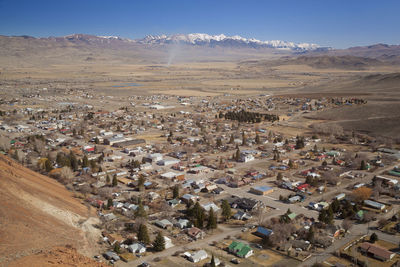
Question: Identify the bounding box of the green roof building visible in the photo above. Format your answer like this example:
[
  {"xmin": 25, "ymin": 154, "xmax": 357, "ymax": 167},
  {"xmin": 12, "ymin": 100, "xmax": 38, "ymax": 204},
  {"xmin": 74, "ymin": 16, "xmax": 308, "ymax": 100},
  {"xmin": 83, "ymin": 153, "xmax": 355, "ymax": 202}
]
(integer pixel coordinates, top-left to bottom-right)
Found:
[{"xmin": 228, "ymin": 241, "xmax": 254, "ymax": 258}]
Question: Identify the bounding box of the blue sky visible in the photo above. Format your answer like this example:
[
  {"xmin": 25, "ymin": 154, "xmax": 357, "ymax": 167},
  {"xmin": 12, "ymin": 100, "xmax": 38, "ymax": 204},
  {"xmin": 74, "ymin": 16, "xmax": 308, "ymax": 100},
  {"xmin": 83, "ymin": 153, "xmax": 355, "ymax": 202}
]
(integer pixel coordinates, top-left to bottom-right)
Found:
[{"xmin": 0, "ymin": 0, "xmax": 399, "ymax": 48}]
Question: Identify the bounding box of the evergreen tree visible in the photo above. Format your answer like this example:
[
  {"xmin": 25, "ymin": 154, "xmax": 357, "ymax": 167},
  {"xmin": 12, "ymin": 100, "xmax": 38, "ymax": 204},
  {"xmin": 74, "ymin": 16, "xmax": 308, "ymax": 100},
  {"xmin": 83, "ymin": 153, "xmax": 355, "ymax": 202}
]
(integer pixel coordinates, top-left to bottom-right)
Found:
[
  {"xmin": 135, "ymin": 202, "xmax": 147, "ymax": 218},
  {"xmin": 255, "ymin": 134, "xmax": 261, "ymax": 144},
  {"xmin": 221, "ymin": 200, "xmax": 232, "ymax": 221},
  {"xmin": 370, "ymin": 233, "xmax": 378, "ymax": 243},
  {"xmin": 69, "ymin": 151, "xmax": 78, "ymax": 171},
  {"xmin": 82, "ymin": 155, "xmax": 89, "ymax": 168},
  {"xmin": 45, "ymin": 159, "xmax": 53, "ymax": 172},
  {"xmin": 295, "ymin": 136, "xmax": 305, "ymax": 149},
  {"xmin": 242, "ymin": 132, "xmax": 247, "ymax": 146},
  {"xmin": 210, "ymin": 254, "xmax": 216, "ymax": 267},
  {"xmin": 138, "ymin": 175, "xmax": 145, "ymax": 191},
  {"xmin": 307, "ymin": 226, "xmax": 315, "ymax": 242},
  {"xmin": 235, "ymin": 148, "xmax": 241, "ymax": 162},
  {"xmin": 360, "ymin": 160, "xmax": 366, "ymax": 170},
  {"xmin": 56, "ymin": 152, "xmax": 64, "ymax": 167},
  {"xmin": 153, "ymin": 232, "xmax": 165, "ymax": 252},
  {"xmin": 318, "ymin": 209, "xmax": 327, "ymax": 223},
  {"xmin": 112, "ymin": 174, "xmax": 118, "ymax": 187},
  {"xmin": 107, "ymin": 198, "xmax": 113, "ymax": 209},
  {"xmin": 172, "ymin": 185, "xmax": 180, "ymax": 199},
  {"xmin": 189, "ymin": 202, "xmax": 205, "ymax": 228},
  {"xmin": 229, "ymin": 134, "xmax": 234, "ymax": 144},
  {"xmin": 207, "ymin": 208, "xmax": 217, "ymax": 230},
  {"xmin": 114, "ymin": 243, "xmax": 121, "ymax": 253},
  {"xmin": 137, "ymin": 224, "xmax": 150, "ymax": 244},
  {"xmin": 331, "ymin": 199, "xmax": 340, "ymax": 213},
  {"xmin": 216, "ymin": 138, "xmax": 223, "ymax": 148},
  {"xmin": 326, "ymin": 206, "xmax": 334, "ymax": 224},
  {"xmin": 106, "ymin": 175, "xmax": 110, "ymax": 184},
  {"xmin": 277, "ymin": 172, "xmax": 283, "ymax": 181},
  {"xmin": 90, "ymin": 159, "xmax": 97, "ymax": 170},
  {"xmin": 313, "ymin": 144, "xmax": 318, "ymax": 152},
  {"xmin": 288, "ymin": 160, "xmax": 294, "ymax": 169}
]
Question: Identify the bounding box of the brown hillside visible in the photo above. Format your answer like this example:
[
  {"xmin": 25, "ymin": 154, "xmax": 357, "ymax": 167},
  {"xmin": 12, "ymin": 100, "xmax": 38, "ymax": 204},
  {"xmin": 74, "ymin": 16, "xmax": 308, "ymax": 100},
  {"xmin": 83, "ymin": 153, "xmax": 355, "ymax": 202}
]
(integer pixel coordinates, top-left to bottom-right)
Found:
[
  {"xmin": 8, "ymin": 246, "xmax": 107, "ymax": 267},
  {"xmin": 0, "ymin": 155, "xmax": 101, "ymax": 266}
]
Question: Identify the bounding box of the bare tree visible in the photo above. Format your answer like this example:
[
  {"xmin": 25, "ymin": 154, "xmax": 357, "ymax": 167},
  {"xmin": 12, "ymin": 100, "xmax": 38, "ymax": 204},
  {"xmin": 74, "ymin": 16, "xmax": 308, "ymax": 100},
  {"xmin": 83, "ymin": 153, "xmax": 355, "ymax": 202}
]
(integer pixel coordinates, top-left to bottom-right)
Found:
[
  {"xmin": 34, "ymin": 139, "xmax": 46, "ymax": 156},
  {"xmin": 313, "ymin": 123, "xmax": 343, "ymax": 136},
  {"xmin": 0, "ymin": 136, "xmax": 11, "ymax": 151},
  {"xmin": 80, "ymin": 184, "xmax": 92, "ymax": 197},
  {"xmin": 48, "ymin": 151, "xmax": 58, "ymax": 162},
  {"xmin": 378, "ymin": 218, "xmax": 388, "ymax": 229},
  {"xmin": 363, "ymin": 212, "xmax": 375, "ymax": 222},
  {"xmin": 98, "ymin": 187, "xmax": 113, "ymax": 199},
  {"xmin": 59, "ymin": 166, "xmax": 74, "ymax": 184},
  {"xmin": 324, "ymin": 171, "xmax": 340, "ymax": 185},
  {"xmin": 252, "ymin": 205, "xmax": 267, "ymax": 226},
  {"xmin": 341, "ymin": 219, "xmax": 352, "ymax": 233},
  {"xmin": 372, "ymin": 180, "xmax": 383, "ymax": 199}
]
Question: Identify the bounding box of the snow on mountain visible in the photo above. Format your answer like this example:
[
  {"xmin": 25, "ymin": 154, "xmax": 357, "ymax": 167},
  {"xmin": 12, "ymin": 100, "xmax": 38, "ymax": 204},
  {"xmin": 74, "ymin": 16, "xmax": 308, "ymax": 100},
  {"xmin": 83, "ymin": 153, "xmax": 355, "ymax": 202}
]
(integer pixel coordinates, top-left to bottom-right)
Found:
[
  {"xmin": 55, "ymin": 33, "xmax": 321, "ymax": 51},
  {"xmin": 136, "ymin": 33, "xmax": 321, "ymax": 51}
]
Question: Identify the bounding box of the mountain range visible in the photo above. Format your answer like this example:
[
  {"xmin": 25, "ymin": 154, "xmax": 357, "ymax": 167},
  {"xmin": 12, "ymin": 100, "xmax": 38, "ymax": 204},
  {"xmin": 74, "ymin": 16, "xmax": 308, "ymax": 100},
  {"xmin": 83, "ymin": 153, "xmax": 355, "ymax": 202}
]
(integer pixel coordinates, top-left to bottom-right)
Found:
[
  {"xmin": 134, "ymin": 33, "xmax": 323, "ymax": 51},
  {"xmin": 1, "ymin": 33, "xmax": 400, "ymax": 67},
  {"xmin": 7, "ymin": 33, "xmax": 323, "ymax": 51}
]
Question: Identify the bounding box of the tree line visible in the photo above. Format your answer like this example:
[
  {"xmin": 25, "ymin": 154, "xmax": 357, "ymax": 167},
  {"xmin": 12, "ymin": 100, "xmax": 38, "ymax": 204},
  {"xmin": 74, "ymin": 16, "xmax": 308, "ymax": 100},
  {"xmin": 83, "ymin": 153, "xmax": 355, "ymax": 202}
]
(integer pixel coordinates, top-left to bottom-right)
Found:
[{"xmin": 219, "ymin": 110, "xmax": 279, "ymax": 123}]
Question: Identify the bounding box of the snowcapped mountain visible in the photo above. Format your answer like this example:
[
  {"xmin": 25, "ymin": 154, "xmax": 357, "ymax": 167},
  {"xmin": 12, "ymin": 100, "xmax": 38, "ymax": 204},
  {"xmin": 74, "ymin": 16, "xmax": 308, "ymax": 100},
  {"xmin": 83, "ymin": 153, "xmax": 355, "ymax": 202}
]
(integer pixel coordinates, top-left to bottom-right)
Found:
[
  {"xmin": 33, "ymin": 33, "xmax": 323, "ymax": 51},
  {"xmin": 136, "ymin": 33, "xmax": 321, "ymax": 51}
]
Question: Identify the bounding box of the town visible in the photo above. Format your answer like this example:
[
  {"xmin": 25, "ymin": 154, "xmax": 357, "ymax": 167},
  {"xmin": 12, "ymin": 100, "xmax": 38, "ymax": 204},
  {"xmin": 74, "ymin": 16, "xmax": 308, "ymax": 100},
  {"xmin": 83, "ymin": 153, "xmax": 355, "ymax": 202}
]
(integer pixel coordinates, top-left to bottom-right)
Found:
[{"xmin": 1, "ymin": 86, "xmax": 400, "ymax": 267}]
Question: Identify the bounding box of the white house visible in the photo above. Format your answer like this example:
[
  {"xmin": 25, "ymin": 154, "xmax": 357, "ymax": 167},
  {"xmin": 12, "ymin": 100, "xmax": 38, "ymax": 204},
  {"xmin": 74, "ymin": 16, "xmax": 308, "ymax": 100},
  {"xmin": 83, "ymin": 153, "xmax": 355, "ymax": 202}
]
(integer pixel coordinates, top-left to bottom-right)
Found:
[
  {"xmin": 128, "ymin": 243, "xmax": 146, "ymax": 254},
  {"xmin": 240, "ymin": 154, "xmax": 255, "ymax": 163},
  {"xmin": 201, "ymin": 202, "xmax": 221, "ymax": 212},
  {"xmin": 187, "ymin": 250, "xmax": 208, "ymax": 263},
  {"xmin": 164, "ymin": 236, "xmax": 174, "ymax": 249}
]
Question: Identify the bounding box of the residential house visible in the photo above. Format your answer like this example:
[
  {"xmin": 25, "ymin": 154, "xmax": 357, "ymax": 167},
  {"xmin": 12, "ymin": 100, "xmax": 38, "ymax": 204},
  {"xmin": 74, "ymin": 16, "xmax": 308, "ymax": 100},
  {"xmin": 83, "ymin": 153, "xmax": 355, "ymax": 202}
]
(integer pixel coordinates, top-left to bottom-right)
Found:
[
  {"xmin": 181, "ymin": 194, "xmax": 198, "ymax": 204},
  {"xmin": 231, "ymin": 197, "xmax": 261, "ymax": 211},
  {"xmin": 143, "ymin": 153, "xmax": 163, "ymax": 163},
  {"xmin": 228, "ymin": 241, "xmax": 254, "ymax": 258},
  {"xmin": 291, "ymin": 240, "xmax": 311, "ymax": 251},
  {"xmin": 233, "ymin": 211, "xmax": 252, "ymax": 221},
  {"xmin": 250, "ymin": 185, "xmax": 274, "ymax": 195},
  {"xmin": 201, "ymin": 202, "xmax": 220, "ymax": 212},
  {"xmin": 186, "ymin": 250, "xmax": 208, "ymax": 263},
  {"xmin": 253, "ymin": 226, "xmax": 273, "ymax": 239},
  {"xmin": 175, "ymin": 219, "xmax": 190, "ymax": 229},
  {"xmin": 359, "ymin": 242, "xmax": 395, "ymax": 261},
  {"xmin": 186, "ymin": 227, "xmax": 205, "ymax": 240},
  {"xmin": 164, "ymin": 236, "xmax": 174, "ymax": 249},
  {"xmin": 128, "ymin": 243, "xmax": 146, "ymax": 254},
  {"xmin": 364, "ymin": 200, "xmax": 386, "ymax": 211},
  {"xmin": 240, "ymin": 153, "xmax": 255, "ymax": 163},
  {"xmin": 103, "ymin": 251, "xmax": 120, "ymax": 261},
  {"xmin": 167, "ymin": 199, "xmax": 181, "ymax": 208},
  {"xmin": 155, "ymin": 219, "xmax": 173, "ymax": 229}
]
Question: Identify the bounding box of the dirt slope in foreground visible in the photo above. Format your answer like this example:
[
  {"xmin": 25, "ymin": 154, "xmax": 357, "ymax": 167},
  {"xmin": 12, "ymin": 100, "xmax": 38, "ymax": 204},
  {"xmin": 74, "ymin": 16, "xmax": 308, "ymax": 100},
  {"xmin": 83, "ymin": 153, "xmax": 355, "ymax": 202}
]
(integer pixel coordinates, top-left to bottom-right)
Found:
[
  {"xmin": 8, "ymin": 246, "xmax": 106, "ymax": 267},
  {"xmin": 0, "ymin": 155, "xmax": 101, "ymax": 266}
]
